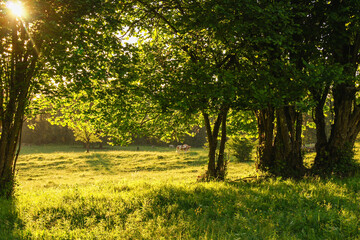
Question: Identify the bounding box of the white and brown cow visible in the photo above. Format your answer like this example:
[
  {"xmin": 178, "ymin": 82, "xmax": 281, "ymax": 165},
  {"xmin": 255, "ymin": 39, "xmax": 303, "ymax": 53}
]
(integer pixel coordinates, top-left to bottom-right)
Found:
[{"xmin": 176, "ymin": 144, "xmax": 191, "ymax": 153}]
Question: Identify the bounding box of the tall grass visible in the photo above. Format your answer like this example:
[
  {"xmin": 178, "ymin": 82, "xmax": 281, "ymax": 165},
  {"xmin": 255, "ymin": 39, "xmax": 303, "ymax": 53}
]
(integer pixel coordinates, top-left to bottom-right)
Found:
[{"xmin": 0, "ymin": 145, "xmax": 359, "ymax": 239}]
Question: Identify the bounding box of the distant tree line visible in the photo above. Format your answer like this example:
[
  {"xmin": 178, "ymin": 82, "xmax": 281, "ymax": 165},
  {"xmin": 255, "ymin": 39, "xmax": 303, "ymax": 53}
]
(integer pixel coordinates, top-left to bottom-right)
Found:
[
  {"xmin": 22, "ymin": 115, "xmax": 75, "ymax": 145},
  {"xmin": 21, "ymin": 113, "xmax": 207, "ymax": 148}
]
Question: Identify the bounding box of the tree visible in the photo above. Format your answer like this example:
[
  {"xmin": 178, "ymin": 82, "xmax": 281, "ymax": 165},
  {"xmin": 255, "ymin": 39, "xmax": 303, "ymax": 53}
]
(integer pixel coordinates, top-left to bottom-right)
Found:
[
  {"xmin": 310, "ymin": 0, "xmax": 360, "ymax": 175},
  {"xmin": 255, "ymin": 0, "xmax": 360, "ymax": 176},
  {"xmin": 235, "ymin": 0, "xmax": 309, "ymax": 178},
  {"xmin": 128, "ymin": 0, "xmax": 257, "ymax": 180},
  {"xmin": 47, "ymin": 91, "xmax": 102, "ymax": 153},
  {"xmin": 0, "ymin": 0, "xmax": 114, "ymax": 196}
]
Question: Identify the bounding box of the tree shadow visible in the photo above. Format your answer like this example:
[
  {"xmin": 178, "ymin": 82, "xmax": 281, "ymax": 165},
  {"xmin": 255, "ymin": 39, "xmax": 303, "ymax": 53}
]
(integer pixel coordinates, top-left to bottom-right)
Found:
[
  {"xmin": 0, "ymin": 197, "xmax": 23, "ymax": 239},
  {"xmin": 154, "ymin": 180, "xmax": 359, "ymax": 238},
  {"xmin": 82, "ymin": 180, "xmax": 358, "ymax": 239},
  {"xmin": 84, "ymin": 154, "xmax": 114, "ymax": 173},
  {"xmin": 79, "ymin": 152, "xmax": 209, "ymax": 173},
  {"xmin": 227, "ymin": 179, "xmax": 360, "ymax": 237}
]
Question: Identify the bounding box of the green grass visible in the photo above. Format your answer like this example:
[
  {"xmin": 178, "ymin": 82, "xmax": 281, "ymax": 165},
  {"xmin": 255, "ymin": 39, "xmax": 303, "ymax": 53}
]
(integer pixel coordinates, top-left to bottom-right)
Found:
[{"xmin": 1, "ymin": 145, "xmax": 360, "ymax": 239}]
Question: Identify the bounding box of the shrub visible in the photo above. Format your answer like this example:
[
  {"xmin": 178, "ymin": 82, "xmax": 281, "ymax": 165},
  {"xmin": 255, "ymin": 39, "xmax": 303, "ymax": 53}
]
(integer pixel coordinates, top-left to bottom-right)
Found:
[{"xmin": 228, "ymin": 136, "xmax": 254, "ymax": 162}]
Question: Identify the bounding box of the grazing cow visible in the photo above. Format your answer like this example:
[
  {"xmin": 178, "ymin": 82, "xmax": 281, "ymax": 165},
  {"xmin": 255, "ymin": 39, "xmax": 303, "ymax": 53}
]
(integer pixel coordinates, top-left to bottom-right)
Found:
[{"xmin": 176, "ymin": 144, "xmax": 191, "ymax": 153}]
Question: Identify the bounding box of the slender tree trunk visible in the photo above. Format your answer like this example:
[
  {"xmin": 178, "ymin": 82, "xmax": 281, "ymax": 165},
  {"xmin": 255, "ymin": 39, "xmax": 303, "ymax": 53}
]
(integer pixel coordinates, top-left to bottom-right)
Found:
[
  {"xmin": 0, "ymin": 75, "xmax": 30, "ymax": 196},
  {"xmin": 85, "ymin": 129, "xmax": 91, "ymax": 153},
  {"xmin": 202, "ymin": 107, "xmax": 229, "ymax": 180},
  {"xmin": 274, "ymin": 107, "xmax": 305, "ymax": 177},
  {"xmin": 311, "ymin": 84, "xmax": 332, "ymax": 173},
  {"xmin": 216, "ymin": 107, "xmax": 229, "ymax": 180},
  {"xmin": 86, "ymin": 142, "xmax": 90, "ymax": 153},
  {"xmin": 203, "ymin": 111, "xmax": 221, "ymax": 179}
]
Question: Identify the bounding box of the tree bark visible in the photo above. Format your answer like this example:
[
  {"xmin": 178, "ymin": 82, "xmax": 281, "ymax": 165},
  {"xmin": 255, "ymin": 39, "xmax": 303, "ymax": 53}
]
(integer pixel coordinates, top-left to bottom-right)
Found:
[
  {"xmin": 311, "ymin": 8, "xmax": 360, "ymax": 174},
  {"xmin": 203, "ymin": 111, "xmax": 221, "ymax": 179},
  {"xmin": 255, "ymin": 107, "xmax": 275, "ymax": 171},
  {"xmin": 256, "ymin": 106, "xmax": 305, "ymax": 178},
  {"xmin": 216, "ymin": 107, "xmax": 229, "ymax": 180},
  {"xmin": 311, "ymin": 85, "xmax": 329, "ymax": 173},
  {"xmin": 202, "ymin": 106, "xmax": 229, "ymax": 180},
  {"xmin": 311, "ymin": 1, "xmax": 360, "ymax": 175},
  {"xmin": 274, "ymin": 107, "xmax": 305, "ymax": 177},
  {"xmin": 313, "ymin": 83, "xmax": 360, "ymax": 174}
]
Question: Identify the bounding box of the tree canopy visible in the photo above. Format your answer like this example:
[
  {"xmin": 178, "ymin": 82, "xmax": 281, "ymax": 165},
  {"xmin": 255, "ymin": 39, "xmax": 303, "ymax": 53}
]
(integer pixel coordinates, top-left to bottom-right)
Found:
[{"xmin": 1, "ymin": 0, "xmax": 360, "ymax": 195}]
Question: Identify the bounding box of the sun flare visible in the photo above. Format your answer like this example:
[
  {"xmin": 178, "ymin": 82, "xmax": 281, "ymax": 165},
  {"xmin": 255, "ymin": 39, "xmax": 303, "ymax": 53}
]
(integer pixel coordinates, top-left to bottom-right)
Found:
[{"xmin": 6, "ymin": 1, "xmax": 25, "ymax": 18}]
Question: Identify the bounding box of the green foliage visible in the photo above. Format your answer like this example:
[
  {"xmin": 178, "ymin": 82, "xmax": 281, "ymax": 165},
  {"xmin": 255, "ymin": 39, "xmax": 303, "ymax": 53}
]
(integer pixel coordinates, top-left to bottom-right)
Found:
[
  {"xmin": 46, "ymin": 92, "xmax": 103, "ymax": 149},
  {"xmin": 22, "ymin": 114, "xmax": 76, "ymax": 145},
  {"xmin": 0, "ymin": 0, "xmax": 127, "ymax": 195},
  {"xmin": 228, "ymin": 136, "xmax": 254, "ymax": 162},
  {"xmin": 227, "ymin": 110, "xmax": 258, "ymax": 138},
  {"xmin": 72, "ymin": 126, "xmax": 102, "ymax": 145}
]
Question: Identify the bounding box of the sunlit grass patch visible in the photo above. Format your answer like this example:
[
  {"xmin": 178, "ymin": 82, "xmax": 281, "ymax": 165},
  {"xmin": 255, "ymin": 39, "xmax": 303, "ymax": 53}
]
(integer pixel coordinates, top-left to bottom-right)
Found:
[
  {"xmin": 5, "ymin": 178, "xmax": 359, "ymax": 239},
  {"xmin": 15, "ymin": 146, "xmax": 254, "ymax": 190},
  {"xmin": 0, "ymin": 144, "xmax": 359, "ymax": 239}
]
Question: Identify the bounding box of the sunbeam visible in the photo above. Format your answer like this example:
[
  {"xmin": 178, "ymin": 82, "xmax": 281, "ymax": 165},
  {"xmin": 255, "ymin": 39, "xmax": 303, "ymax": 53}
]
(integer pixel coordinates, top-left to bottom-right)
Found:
[
  {"xmin": 6, "ymin": 1, "xmax": 25, "ymax": 18},
  {"xmin": 6, "ymin": 1, "xmax": 40, "ymax": 56}
]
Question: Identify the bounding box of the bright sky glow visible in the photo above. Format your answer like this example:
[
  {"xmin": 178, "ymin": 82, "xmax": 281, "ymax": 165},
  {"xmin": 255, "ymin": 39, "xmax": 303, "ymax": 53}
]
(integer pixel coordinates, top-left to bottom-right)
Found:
[{"xmin": 6, "ymin": 1, "xmax": 25, "ymax": 18}]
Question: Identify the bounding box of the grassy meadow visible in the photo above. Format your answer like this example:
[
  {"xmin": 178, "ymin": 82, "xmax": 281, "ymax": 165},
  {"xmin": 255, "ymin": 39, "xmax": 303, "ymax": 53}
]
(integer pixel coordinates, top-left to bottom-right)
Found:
[{"xmin": 0, "ymin": 144, "xmax": 359, "ymax": 239}]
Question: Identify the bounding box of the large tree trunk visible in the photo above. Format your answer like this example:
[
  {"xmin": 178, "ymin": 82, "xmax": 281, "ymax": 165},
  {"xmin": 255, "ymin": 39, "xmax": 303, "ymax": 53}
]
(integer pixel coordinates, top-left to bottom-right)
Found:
[
  {"xmin": 255, "ymin": 107, "xmax": 275, "ymax": 171},
  {"xmin": 313, "ymin": 83, "xmax": 360, "ymax": 174},
  {"xmin": 312, "ymin": 2, "xmax": 360, "ymax": 174},
  {"xmin": 256, "ymin": 106, "xmax": 305, "ymax": 178},
  {"xmin": 274, "ymin": 107, "xmax": 305, "ymax": 177},
  {"xmin": 202, "ymin": 107, "xmax": 229, "ymax": 180},
  {"xmin": 311, "ymin": 85, "xmax": 329, "ymax": 173}
]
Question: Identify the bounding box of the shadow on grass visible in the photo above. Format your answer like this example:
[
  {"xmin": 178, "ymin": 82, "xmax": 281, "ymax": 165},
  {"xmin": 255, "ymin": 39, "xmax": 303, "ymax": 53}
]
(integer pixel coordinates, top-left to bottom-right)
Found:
[
  {"xmin": 142, "ymin": 181, "xmax": 359, "ymax": 239},
  {"xmin": 0, "ymin": 197, "xmax": 22, "ymax": 239},
  {"xmin": 130, "ymin": 156, "xmax": 208, "ymax": 172},
  {"xmin": 229, "ymin": 179, "xmax": 359, "ymax": 238},
  {"xmin": 78, "ymin": 153, "xmax": 208, "ymax": 173},
  {"xmin": 84, "ymin": 154, "xmax": 114, "ymax": 173}
]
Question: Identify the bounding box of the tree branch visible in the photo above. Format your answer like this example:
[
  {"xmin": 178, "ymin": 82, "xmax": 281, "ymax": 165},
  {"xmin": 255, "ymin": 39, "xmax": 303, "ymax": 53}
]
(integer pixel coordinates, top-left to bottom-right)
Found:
[
  {"xmin": 137, "ymin": 0, "xmax": 180, "ymax": 34},
  {"xmin": 136, "ymin": 0, "xmax": 198, "ymax": 62}
]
